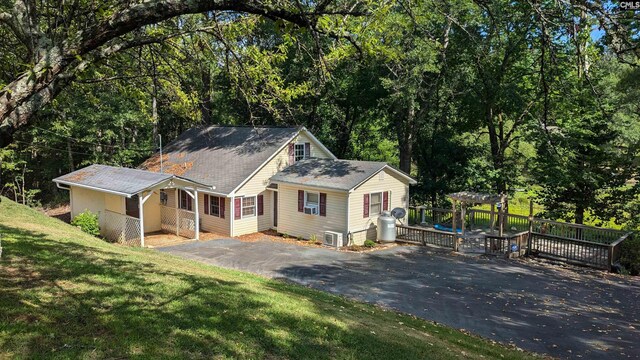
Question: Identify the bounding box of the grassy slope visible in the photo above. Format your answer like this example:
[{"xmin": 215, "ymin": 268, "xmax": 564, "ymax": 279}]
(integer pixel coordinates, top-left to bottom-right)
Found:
[{"xmin": 0, "ymin": 198, "xmax": 536, "ymax": 359}]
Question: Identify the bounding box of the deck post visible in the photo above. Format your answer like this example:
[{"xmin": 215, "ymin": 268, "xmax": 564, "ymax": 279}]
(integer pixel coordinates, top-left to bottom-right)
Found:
[
  {"xmin": 498, "ymin": 200, "xmax": 504, "ymax": 237},
  {"xmin": 490, "ymin": 203, "xmax": 495, "ymax": 235},
  {"xmin": 460, "ymin": 204, "xmax": 466, "ymax": 237},
  {"xmin": 194, "ymin": 189, "xmax": 200, "ymax": 240},
  {"xmin": 420, "ymin": 206, "xmax": 426, "ymax": 225},
  {"xmin": 527, "ymin": 200, "xmax": 534, "ymax": 255},
  {"xmin": 451, "ymin": 200, "xmax": 458, "ymax": 251}
]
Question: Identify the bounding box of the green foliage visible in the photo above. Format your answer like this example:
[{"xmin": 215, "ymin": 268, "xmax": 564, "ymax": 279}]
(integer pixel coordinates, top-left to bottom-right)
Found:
[
  {"xmin": 71, "ymin": 210, "xmax": 100, "ymax": 237},
  {"xmin": 620, "ymin": 236, "xmax": 640, "ymax": 276},
  {"xmin": 363, "ymin": 239, "xmax": 376, "ymax": 248}
]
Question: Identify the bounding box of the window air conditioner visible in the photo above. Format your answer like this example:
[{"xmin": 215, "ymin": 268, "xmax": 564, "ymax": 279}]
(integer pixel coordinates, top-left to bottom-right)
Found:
[
  {"xmin": 324, "ymin": 231, "xmax": 343, "ymax": 248},
  {"xmin": 304, "ymin": 205, "xmax": 318, "ymax": 215}
]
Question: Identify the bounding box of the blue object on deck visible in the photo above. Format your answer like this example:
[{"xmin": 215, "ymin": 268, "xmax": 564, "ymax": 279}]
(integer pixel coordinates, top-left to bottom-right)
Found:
[{"xmin": 434, "ymin": 224, "xmax": 462, "ymax": 234}]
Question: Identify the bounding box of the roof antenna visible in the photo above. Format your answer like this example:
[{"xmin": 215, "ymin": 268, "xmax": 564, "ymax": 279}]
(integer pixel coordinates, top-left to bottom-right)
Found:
[{"xmin": 158, "ymin": 134, "xmax": 163, "ymax": 173}]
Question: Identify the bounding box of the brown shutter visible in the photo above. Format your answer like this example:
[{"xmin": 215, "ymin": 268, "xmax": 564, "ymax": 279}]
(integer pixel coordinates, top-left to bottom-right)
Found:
[
  {"xmin": 234, "ymin": 198, "xmax": 241, "ymax": 220},
  {"xmin": 298, "ymin": 190, "xmax": 304, "ymax": 212},
  {"xmin": 288, "ymin": 143, "xmax": 294, "ymax": 163},
  {"xmin": 204, "ymin": 194, "xmax": 210, "ymax": 215},
  {"xmin": 319, "ymin": 193, "xmax": 327, "ymax": 216},
  {"xmin": 258, "ymin": 194, "xmax": 264, "ymax": 216},
  {"xmin": 363, "ymin": 194, "xmax": 370, "ymax": 218},
  {"xmin": 220, "ymin": 197, "xmax": 225, "ymax": 219},
  {"xmin": 304, "ymin": 142, "xmax": 311, "ymax": 159},
  {"xmin": 383, "ymin": 191, "xmax": 389, "ymax": 211}
]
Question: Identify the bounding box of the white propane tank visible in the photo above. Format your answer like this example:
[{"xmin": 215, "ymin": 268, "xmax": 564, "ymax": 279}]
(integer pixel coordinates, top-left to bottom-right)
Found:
[{"xmin": 377, "ymin": 211, "xmax": 397, "ymax": 243}]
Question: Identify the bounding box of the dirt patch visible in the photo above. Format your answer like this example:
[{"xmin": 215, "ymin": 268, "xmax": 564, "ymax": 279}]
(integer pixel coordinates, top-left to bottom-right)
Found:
[
  {"xmin": 41, "ymin": 203, "xmax": 71, "ymax": 223},
  {"xmin": 340, "ymin": 243, "xmax": 397, "ymax": 253},
  {"xmin": 237, "ymin": 230, "xmax": 325, "ymax": 248}
]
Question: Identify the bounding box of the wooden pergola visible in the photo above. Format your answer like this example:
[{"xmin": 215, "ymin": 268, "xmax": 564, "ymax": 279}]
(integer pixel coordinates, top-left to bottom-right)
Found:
[{"xmin": 448, "ymin": 191, "xmax": 508, "ymax": 237}]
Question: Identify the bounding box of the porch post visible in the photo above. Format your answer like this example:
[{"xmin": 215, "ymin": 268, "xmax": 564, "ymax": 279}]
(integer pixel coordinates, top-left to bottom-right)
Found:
[
  {"xmin": 139, "ymin": 193, "xmax": 145, "ymax": 247},
  {"xmin": 451, "ymin": 200, "xmax": 458, "ymax": 251},
  {"xmin": 175, "ymin": 189, "xmax": 180, "ymax": 237},
  {"xmin": 194, "ymin": 189, "xmax": 200, "ymax": 240}
]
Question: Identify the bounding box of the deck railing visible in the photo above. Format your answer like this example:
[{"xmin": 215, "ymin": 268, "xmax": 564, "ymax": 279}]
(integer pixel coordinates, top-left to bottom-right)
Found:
[
  {"xmin": 396, "ymin": 225, "xmax": 455, "ymax": 248},
  {"xmin": 407, "ymin": 205, "xmax": 633, "ymax": 271}
]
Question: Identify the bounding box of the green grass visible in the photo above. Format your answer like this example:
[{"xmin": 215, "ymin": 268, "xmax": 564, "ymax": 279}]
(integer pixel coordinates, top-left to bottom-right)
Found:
[{"xmin": 0, "ymin": 197, "xmax": 537, "ymax": 359}]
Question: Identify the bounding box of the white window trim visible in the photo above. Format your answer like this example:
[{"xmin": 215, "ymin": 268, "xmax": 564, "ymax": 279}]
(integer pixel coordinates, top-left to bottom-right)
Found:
[
  {"xmin": 369, "ymin": 191, "xmax": 383, "ymax": 217},
  {"xmin": 241, "ymin": 195, "xmax": 257, "ymax": 219},
  {"xmin": 304, "ymin": 191, "xmax": 320, "ymax": 216},
  {"xmin": 294, "ymin": 143, "xmax": 306, "ymax": 162}
]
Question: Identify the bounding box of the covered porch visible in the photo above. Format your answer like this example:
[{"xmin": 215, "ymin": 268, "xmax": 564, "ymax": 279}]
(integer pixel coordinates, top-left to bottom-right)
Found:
[{"xmin": 54, "ymin": 164, "xmax": 214, "ymax": 247}]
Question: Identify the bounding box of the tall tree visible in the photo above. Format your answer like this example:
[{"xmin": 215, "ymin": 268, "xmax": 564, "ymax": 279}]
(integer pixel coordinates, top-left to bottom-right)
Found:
[{"xmin": 0, "ymin": 0, "xmax": 362, "ymax": 146}]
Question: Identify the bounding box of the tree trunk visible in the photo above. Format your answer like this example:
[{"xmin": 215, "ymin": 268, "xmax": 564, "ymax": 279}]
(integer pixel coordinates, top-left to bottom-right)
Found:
[
  {"xmin": 397, "ymin": 100, "xmax": 415, "ymax": 174},
  {"xmin": 575, "ymin": 204, "xmax": 585, "ymax": 225},
  {"xmin": 67, "ymin": 139, "xmax": 74, "ymax": 172}
]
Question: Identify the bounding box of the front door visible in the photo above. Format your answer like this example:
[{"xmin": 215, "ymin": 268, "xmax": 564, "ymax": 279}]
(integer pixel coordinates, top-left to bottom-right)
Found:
[{"xmin": 273, "ymin": 191, "xmax": 278, "ymax": 227}]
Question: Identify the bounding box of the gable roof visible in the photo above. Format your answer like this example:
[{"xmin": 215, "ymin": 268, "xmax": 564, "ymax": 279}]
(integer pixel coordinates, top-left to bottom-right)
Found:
[
  {"xmin": 269, "ymin": 158, "xmax": 416, "ymax": 192},
  {"xmin": 140, "ymin": 126, "xmax": 303, "ymax": 194},
  {"xmin": 53, "ymin": 164, "xmax": 208, "ymax": 197}
]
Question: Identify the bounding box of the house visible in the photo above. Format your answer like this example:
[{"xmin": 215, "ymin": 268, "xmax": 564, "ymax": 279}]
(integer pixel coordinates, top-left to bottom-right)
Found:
[{"xmin": 53, "ymin": 126, "xmax": 416, "ymax": 246}]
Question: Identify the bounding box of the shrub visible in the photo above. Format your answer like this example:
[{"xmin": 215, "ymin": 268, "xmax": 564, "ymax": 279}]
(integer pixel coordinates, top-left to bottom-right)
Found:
[
  {"xmin": 363, "ymin": 239, "xmax": 376, "ymax": 248},
  {"xmin": 620, "ymin": 236, "xmax": 640, "ymax": 276},
  {"xmin": 71, "ymin": 210, "xmax": 100, "ymax": 237}
]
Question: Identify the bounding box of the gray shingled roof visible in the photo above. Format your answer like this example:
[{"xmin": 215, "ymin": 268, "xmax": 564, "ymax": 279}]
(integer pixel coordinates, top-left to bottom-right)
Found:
[
  {"xmin": 140, "ymin": 126, "xmax": 301, "ymax": 194},
  {"xmin": 269, "ymin": 158, "xmax": 390, "ymax": 191},
  {"xmin": 53, "ymin": 164, "xmax": 174, "ymax": 196}
]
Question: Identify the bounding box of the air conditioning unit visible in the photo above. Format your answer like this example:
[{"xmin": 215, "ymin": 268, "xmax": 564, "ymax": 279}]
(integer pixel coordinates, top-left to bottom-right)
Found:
[
  {"xmin": 304, "ymin": 205, "xmax": 318, "ymax": 215},
  {"xmin": 324, "ymin": 231, "xmax": 344, "ymax": 248}
]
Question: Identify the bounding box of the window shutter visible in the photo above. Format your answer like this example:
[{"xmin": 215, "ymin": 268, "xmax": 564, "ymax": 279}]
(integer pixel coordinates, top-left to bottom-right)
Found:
[
  {"xmin": 234, "ymin": 198, "xmax": 241, "ymax": 220},
  {"xmin": 220, "ymin": 197, "xmax": 225, "ymax": 219},
  {"xmin": 258, "ymin": 194, "xmax": 264, "ymax": 216},
  {"xmin": 204, "ymin": 194, "xmax": 210, "ymax": 215},
  {"xmin": 319, "ymin": 193, "xmax": 327, "ymax": 217},
  {"xmin": 288, "ymin": 143, "xmax": 295, "ymax": 164},
  {"xmin": 383, "ymin": 191, "xmax": 389, "ymax": 211},
  {"xmin": 298, "ymin": 190, "xmax": 304, "ymax": 212},
  {"xmin": 363, "ymin": 194, "xmax": 370, "ymax": 218},
  {"xmin": 304, "ymin": 142, "xmax": 311, "ymax": 159}
]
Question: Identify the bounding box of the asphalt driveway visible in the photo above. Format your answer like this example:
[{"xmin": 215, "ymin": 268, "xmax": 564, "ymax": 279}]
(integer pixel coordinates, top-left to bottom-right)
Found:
[{"xmin": 158, "ymin": 239, "xmax": 640, "ymax": 359}]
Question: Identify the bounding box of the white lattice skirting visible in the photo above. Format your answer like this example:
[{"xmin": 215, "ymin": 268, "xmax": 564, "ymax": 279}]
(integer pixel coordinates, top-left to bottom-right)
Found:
[{"xmin": 101, "ymin": 210, "xmax": 141, "ymax": 246}]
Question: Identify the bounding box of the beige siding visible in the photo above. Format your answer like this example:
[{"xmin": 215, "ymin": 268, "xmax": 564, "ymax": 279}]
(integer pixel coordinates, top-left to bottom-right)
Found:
[
  {"xmin": 276, "ymin": 184, "xmax": 348, "ymax": 241},
  {"xmin": 104, "ymin": 193, "xmax": 123, "ymax": 213},
  {"xmin": 70, "ymin": 186, "xmax": 107, "ymax": 219},
  {"xmin": 231, "ymin": 131, "xmax": 332, "ymax": 236},
  {"xmin": 198, "ymin": 192, "xmax": 231, "ymax": 236},
  {"xmin": 349, "ymin": 169, "xmax": 410, "ymax": 245},
  {"xmin": 143, "ymin": 191, "xmax": 162, "ymax": 233},
  {"xmin": 164, "ymin": 188, "xmax": 176, "ymax": 208}
]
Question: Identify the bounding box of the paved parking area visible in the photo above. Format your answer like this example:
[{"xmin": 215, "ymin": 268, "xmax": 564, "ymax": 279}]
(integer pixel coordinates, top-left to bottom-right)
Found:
[{"xmin": 158, "ymin": 239, "xmax": 640, "ymax": 359}]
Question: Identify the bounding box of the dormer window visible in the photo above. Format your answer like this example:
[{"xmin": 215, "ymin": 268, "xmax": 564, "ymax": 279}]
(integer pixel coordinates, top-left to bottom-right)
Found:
[{"xmin": 294, "ymin": 143, "xmax": 306, "ymax": 161}]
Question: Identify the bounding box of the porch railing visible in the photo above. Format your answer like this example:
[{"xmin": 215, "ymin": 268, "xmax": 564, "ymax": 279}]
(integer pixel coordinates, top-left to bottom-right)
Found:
[{"xmin": 160, "ymin": 205, "xmax": 197, "ymax": 239}]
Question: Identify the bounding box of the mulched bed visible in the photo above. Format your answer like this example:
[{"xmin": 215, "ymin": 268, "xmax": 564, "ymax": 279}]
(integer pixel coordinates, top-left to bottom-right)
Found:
[{"xmin": 41, "ymin": 203, "xmax": 71, "ymax": 223}]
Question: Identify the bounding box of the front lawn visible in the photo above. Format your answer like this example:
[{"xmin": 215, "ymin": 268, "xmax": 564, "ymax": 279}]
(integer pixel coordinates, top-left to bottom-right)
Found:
[{"xmin": 0, "ymin": 197, "xmax": 536, "ymax": 359}]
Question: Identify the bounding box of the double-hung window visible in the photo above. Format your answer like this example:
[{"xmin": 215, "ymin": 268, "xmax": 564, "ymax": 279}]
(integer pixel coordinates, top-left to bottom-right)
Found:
[
  {"xmin": 242, "ymin": 196, "xmax": 256, "ymax": 217},
  {"xmin": 369, "ymin": 192, "xmax": 382, "ymax": 216},
  {"xmin": 294, "ymin": 143, "xmax": 305, "ymax": 161},
  {"xmin": 210, "ymin": 195, "xmax": 220, "ymax": 217},
  {"xmin": 305, "ymin": 191, "xmax": 319, "ymax": 207}
]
